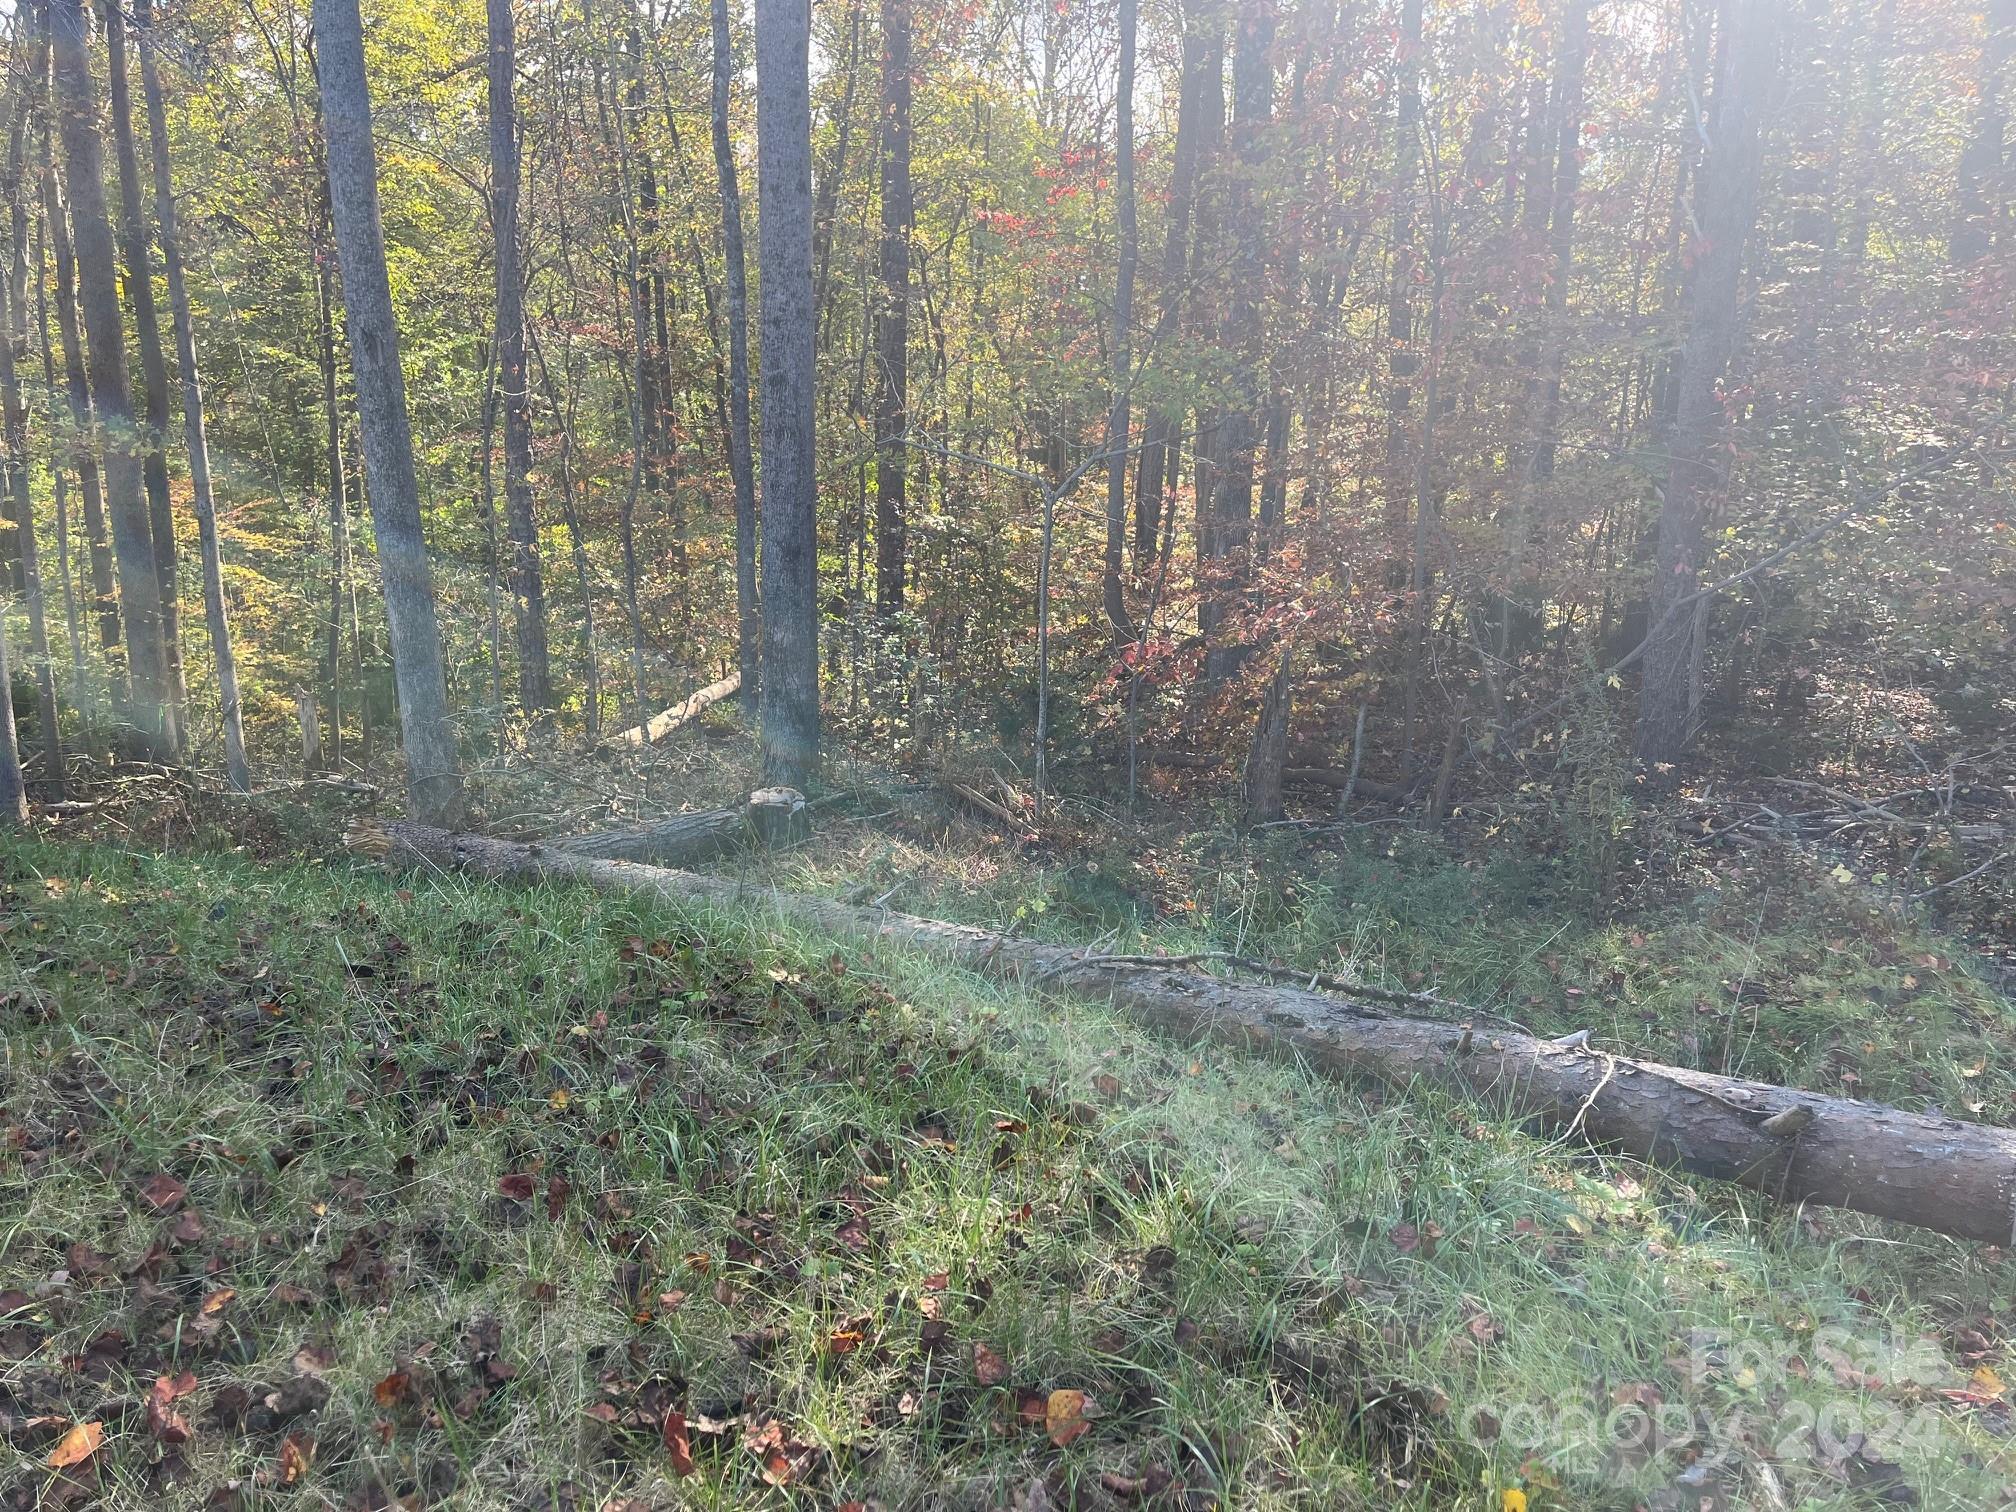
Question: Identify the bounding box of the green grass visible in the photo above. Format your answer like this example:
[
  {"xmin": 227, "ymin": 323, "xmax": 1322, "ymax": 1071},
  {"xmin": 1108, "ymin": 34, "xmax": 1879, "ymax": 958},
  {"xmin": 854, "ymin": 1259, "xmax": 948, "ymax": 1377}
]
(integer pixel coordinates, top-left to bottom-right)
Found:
[{"xmin": 2, "ymin": 833, "xmax": 2013, "ymax": 1509}]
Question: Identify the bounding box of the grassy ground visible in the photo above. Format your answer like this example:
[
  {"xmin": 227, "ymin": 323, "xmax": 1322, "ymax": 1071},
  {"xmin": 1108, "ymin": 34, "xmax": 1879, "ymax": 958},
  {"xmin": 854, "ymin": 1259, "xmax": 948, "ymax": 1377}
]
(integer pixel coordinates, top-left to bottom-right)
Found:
[{"xmin": 2, "ymin": 829, "xmax": 2014, "ymax": 1510}]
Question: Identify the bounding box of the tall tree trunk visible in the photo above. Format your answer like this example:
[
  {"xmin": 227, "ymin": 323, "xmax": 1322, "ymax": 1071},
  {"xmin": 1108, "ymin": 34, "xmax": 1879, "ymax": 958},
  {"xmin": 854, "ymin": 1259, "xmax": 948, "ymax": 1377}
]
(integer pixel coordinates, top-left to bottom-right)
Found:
[
  {"xmin": 756, "ymin": 0, "xmax": 820, "ymax": 788},
  {"xmin": 311, "ymin": 0, "xmax": 465, "ymax": 826},
  {"xmin": 488, "ymin": 0, "xmax": 553, "ymax": 716},
  {"xmin": 103, "ymin": 0, "xmax": 186, "ymax": 745},
  {"xmin": 50, "ymin": 0, "xmax": 175, "ymax": 757},
  {"xmin": 1132, "ymin": 6, "xmax": 1208, "ymax": 566},
  {"xmin": 1382, "ymin": 0, "xmax": 1423, "ymax": 535},
  {"xmin": 712, "ymin": 0, "xmax": 760, "ymax": 716},
  {"xmin": 1636, "ymin": 0, "xmax": 1777, "ymax": 765},
  {"xmin": 1101, "ymin": 0, "xmax": 1138, "ymax": 641},
  {"xmin": 1202, "ymin": 0, "xmax": 1273, "ymax": 682},
  {"xmin": 1952, "ymin": 0, "xmax": 2015, "ymax": 265},
  {"xmin": 135, "ymin": 0, "xmax": 250, "ymax": 793},
  {"xmin": 33, "ymin": 204, "xmax": 89, "ymax": 703},
  {"xmin": 1526, "ymin": 0, "xmax": 1589, "ymax": 485},
  {"xmin": 0, "ymin": 56, "xmax": 61, "ymax": 795},
  {"xmin": 39, "ymin": 128, "xmax": 117, "ymax": 666},
  {"xmin": 871, "ymin": 0, "xmax": 911, "ymax": 619},
  {"xmin": 811, "ymin": 0, "xmax": 865, "ymax": 348},
  {"xmin": 315, "ymin": 255, "xmax": 349, "ymax": 770},
  {"xmin": 1243, "ymin": 646, "xmax": 1292, "ymax": 826}
]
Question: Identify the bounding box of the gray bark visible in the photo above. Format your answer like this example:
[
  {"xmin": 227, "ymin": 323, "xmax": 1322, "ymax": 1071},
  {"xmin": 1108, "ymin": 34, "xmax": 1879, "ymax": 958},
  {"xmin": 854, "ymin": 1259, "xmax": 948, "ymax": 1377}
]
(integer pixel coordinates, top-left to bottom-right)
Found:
[
  {"xmin": 311, "ymin": 0, "xmax": 465, "ymax": 826},
  {"xmin": 608, "ymin": 670, "xmax": 741, "ymax": 747},
  {"xmin": 0, "ymin": 53, "xmax": 62, "ymax": 795},
  {"xmin": 102, "ymin": 0, "xmax": 186, "ymax": 740},
  {"xmin": 712, "ymin": 0, "xmax": 760, "ymax": 716},
  {"xmin": 50, "ymin": 0, "xmax": 175, "ymax": 756},
  {"xmin": 1101, "ymin": 0, "xmax": 1137, "ymax": 641},
  {"xmin": 487, "ymin": 0, "xmax": 552, "ymax": 715},
  {"xmin": 871, "ymin": 0, "xmax": 910, "ymax": 619},
  {"xmin": 756, "ymin": 0, "xmax": 819, "ymax": 788},
  {"xmin": 1636, "ymin": 0, "xmax": 1776, "ymax": 764},
  {"xmin": 39, "ymin": 128, "xmax": 117, "ymax": 663},
  {"xmin": 135, "ymin": 0, "xmax": 250, "ymax": 793},
  {"xmin": 381, "ymin": 822, "xmax": 2016, "ymax": 1246}
]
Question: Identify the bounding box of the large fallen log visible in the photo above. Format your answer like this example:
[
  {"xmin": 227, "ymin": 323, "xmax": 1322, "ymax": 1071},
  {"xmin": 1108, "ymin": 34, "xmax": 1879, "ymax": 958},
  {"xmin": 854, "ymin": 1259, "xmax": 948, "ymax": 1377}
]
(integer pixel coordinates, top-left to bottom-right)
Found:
[
  {"xmin": 370, "ymin": 822, "xmax": 2016, "ymax": 1244},
  {"xmin": 550, "ymin": 787, "xmax": 807, "ymax": 867},
  {"xmin": 608, "ymin": 672, "xmax": 741, "ymax": 748}
]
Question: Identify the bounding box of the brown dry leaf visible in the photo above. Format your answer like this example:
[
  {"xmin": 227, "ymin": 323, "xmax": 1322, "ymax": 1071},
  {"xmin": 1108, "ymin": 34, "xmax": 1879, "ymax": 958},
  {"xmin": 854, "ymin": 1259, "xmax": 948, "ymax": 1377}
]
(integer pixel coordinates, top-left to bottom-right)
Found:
[
  {"xmin": 138, "ymin": 1173, "xmax": 188, "ymax": 1214},
  {"xmin": 497, "ymin": 1172, "xmax": 536, "ymax": 1201},
  {"xmin": 146, "ymin": 1373, "xmax": 198, "ymax": 1444},
  {"xmin": 373, "ymin": 1371, "xmax": 413, "ymax": 1407},
  {"xmin": 545, "ymin": 1175, "xmax": 573, "ymax": 1219},
  {"xmin": 1045, "ymin": 1389, "xmax": 1097, "ymax": 1448},
  {"xmin": 973, "ymin": 1341, "xmax": 1008, "ymax": 1386},
  {"xmin": 199, "ymin": 1287, "xmax": 237, "ymax": 1316},
  {"xmin": 278, "ymin": 1432, "xmax": 314, "ymax": 1485},
  {"xmin": 46, "ymin": 1420, "xmax": 104, "ymax": 1468},
  {"xmin": 1091, "ymin": 1073, "xmax": 1122, "ymax": 1100},
  {"xmin": 663, "ymin": 1407, "xmax": 695, "ymax": 1476}
]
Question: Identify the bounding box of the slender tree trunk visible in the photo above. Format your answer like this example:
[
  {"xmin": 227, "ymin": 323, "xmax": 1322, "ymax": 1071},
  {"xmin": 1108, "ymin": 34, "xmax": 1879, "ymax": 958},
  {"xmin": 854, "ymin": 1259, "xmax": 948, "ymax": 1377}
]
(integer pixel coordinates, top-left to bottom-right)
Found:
[
  {"xmin": 0, "ymin": 603, "xmax": 24, "ymax": 821},
  {"xmin": 135, "ymin": 0, "xmax": 249, "ymax": 793},
  {"xmin": 311, "ymin": 0, "xmax": 465, "ymax": 825},
  {"xmin": 1202, "ymin": 0, "xmax": 1273, "ymax": 682},
  {"xmin": 475, "ymin": 340, "xmax": 505, "ymax": 718},
  {"xmin": 488, "ymin": 0, "xmax": 552, "ymax": 716},
  {"xmin": 1382, "ymin": 0, "xmax": 1423, "ymax": 535},
  {"xmin": 50, "ymin": 0, "xmax": 174, "ymax": 757},
  {"xmin": 811, "ymin": 0, "xmax": 864, "ymax": 347},
  {"xmin": 1636, "ymin": 0, "xmax": 1777, "ymax": 764},
  {"xmin": 1132, "ymin": 8, "xmax": 1208, "ymax": 566},
  {"xmin": 315, "ymin": 256, "xmax": 349, "ymax": 770},
  {"xmin": 1526, "ymin": 0, "xmax": 1588, "ymax": 485},
  {"xmin": 102, "ymin": 0, "xmax": 186, "ymax": 744},
  {"xmin": 1952, "ymin": 0, "xmax": 2015, "ymax": 266},
  {"xmin": 1243, "ymin": 646, "xmax": 1292, "ymax": 826},
  {"xmin": 0, "ymin": 63, "xmax": 61, "ymax": 794},
  {"xmin": 871, "ymin": 0, "xmax": 911, "ymax": 619},
  {"xmin": 1101, "ymin": 0, "xmax": 1138, "ymax": 641},
  {"xmin": 39, "ymin": 132, "xmax": 116, "ymax": 668},
  {"xmin": 33, "ymin": 211, "xmax": 88, "ymax": 704},
  {"xmin": 712, "ymin": 0, "xmax": 760, "ymax": 716},
  {"xmin": 756, "ymin": 0, "xmax": 820, "ymax": 788}
]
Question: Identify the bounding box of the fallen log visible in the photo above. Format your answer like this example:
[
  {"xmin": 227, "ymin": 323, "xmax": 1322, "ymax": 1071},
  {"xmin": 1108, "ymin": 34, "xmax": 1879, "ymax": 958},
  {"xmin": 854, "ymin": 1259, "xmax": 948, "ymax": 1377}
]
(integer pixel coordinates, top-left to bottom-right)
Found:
[
  {"xmin": 550, "ymin": 787, "xmax": 806, "ymax": 867},
  {"xmin": 608, "ymin": 672, "xmax": 741, "ymax": 748},
  {"xmin": 369, "ymin": 821, "xmax": 2016, "ymax": 1244}
]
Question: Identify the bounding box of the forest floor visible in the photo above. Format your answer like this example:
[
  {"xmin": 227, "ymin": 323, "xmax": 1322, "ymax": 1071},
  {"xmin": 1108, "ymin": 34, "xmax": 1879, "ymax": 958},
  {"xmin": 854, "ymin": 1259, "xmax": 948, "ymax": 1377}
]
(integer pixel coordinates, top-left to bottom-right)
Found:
[{"xmin": 2, "ymin": 730, "xmax": 2016, "ymax": 1509}]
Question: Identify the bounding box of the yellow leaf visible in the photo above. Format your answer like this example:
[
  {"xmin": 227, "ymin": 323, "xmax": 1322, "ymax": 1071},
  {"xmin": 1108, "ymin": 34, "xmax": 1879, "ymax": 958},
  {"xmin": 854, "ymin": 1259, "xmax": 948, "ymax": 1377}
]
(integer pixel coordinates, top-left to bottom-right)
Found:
[
  {"xmin": 1973, "ymin": 1365, "xmax": 2006, "ymax": 1397},
  {"xmin": 1502, "ymin": 1491, "xmax": 1529, "ymax": 1512},
  {"xmin": 46, "ymin": 1421, "xmax": 103, "ymax": 1468},
  {"xmin": 548, "ymin": 1088, "xmax": 571, "ymax": 1111}
]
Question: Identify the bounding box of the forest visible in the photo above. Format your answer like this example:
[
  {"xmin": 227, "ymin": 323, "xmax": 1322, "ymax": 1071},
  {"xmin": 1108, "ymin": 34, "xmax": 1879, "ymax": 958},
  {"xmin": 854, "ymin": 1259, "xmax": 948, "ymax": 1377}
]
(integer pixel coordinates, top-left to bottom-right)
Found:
[{"xmin": 0, "ymin": 0, "xmax": 2012, "ymax": 1504}]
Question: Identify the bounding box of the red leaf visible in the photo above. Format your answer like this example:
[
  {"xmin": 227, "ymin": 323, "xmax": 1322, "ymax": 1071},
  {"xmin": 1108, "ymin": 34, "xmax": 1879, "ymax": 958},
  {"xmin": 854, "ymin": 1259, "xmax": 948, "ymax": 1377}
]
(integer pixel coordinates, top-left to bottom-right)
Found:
[{"xmin": 497, "ymin": 1172, "xmax": 536, "ymax": 1201}]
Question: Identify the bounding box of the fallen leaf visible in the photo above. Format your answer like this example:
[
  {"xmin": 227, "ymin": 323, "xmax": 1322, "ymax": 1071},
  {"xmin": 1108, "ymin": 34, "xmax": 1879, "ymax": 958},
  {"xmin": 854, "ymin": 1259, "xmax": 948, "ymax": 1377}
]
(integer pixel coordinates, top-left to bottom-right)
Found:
[
  {"xmin": 373, "ymin": 1372, "xmax": 412, "ymax": 1407},
  {"xmin": 545, "ymin": 1174, "xmax": 572, "ymax": 1220},
  {"xmin": 46, "ymin": 1421, "xmax": 104, "ymax": 1468},
  {"xmin": 1091, "ymin": 1073, "xmax": 1122, "ymax": 1100},
  {"xmin": 146, "ymin": 1374, "xmax": 197, "ymax": 1444},
  {"xmin": 497, "ymin": 1172, "xmax": 536, "ymax": 1201},
  {"xmin": 663, "ymin": 1408, "xmax": 695, "ymax": 1476},
  {"xmin": 278, "ymin": 1432, "xmax": 314, "ymax": 1485},
  {"xmin": 199, "ymin": 1287, "xmax": 237, "ymax": 1316},
  {"xmin": 1045, "ymin": 1388, "xmax": 1096, "ymax": 1448},
  {"xmin": 138, "ymin": 1173, "xmax": 188, "ymax": 1214},
  {"xmin": 973, "ymin": 1341, "xmax": 1008, "ymax": 1385}
]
